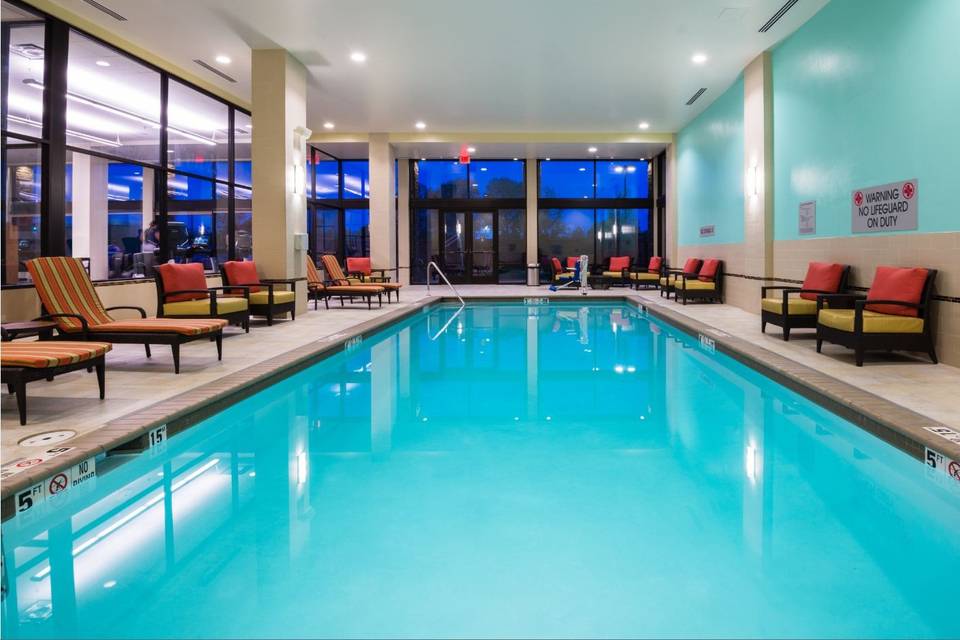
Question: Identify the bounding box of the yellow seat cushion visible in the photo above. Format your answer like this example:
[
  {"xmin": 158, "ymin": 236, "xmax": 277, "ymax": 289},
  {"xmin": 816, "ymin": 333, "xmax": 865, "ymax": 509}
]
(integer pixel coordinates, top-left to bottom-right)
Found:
[
  {"xmin": 818, "ymin": 309, "xmax": 924, "ymax": 334},
  {"xmin": 659, "ymin": 276, "xmax": 676, "ymax": 286},
  {"xmin": 679, "ymin": 280, "xmax": 715, "ymax": 291},
  {"xmin": 164, "ymin": 296, "xmax": 248, "ymax": 316},
  {"xmin": 761, "ymin": 297, "xmax": 818, "ymax": 316},
  {"xmin": 631, "ymin": 272, "xmax": 659, "ymax": 281},
  {"xmin": 249, "ymin": 290, "xmax": 296, "ymax": 305},
  {"xmin": 602, "ymin": 270, "xmax": 626, "ymax": 279},
  {"xmin": 554, "ymin": 273, "xmax": 572, "ymax": 282}
]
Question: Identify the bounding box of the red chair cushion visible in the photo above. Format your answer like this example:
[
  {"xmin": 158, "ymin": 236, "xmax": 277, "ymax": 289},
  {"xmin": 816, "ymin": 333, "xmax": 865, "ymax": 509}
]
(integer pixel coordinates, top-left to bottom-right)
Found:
[
  {"xmin": 551, "ymin": 257, "xmax": 564, "ymax": 273},
  {"xmin": 799, "ymin": 262, "xmax": 845, "ymax": 301},
  {"xmin": 223, "ymin": 260, "xmax": 261, "ymax": 293},
  {"xmin": 567, "ymin": 256, "xmax": 579, "ymax": 269},
  {"xmin": 865, "ymin": 266, "xmax": 928, "ymax": 317},
  {"xmin": 682, "ymin": 258, "xmax": 701, "ymax": 274},
  {"xmin": 346, "ymin": 257, "xmax": 372, "ymax": 275},
  {"xmin": 609, "ymin": 256, "xmax": 630, "ymax": 272},
  {"xmin": 647, "ymin": 256, "xmax": 662, "ymax": 273},
  {"xmin": 698, "ymin": 259, "xmax": 720, "ymax": 282},
  {"xmin": 156, "ymin": 263, "xmax": 208, "ymax": 302}
]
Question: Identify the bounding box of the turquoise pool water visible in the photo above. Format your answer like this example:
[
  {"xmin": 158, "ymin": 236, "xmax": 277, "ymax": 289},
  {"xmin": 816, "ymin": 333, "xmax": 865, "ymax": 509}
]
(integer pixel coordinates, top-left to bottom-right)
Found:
[{"xmin": 2, "ymin": 302, "xmax": 958, "ymax": 639}]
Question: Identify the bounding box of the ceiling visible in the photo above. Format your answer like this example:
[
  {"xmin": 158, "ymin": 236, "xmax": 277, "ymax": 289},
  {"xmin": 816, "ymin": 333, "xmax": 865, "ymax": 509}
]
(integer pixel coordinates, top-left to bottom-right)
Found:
[
  {"xmin": 44, "ymin": 0, "xmax": 828, "ymax": 135},
  {"xmin": 316, "ymin": 141, "xmax": 668, "ymax": 161}
]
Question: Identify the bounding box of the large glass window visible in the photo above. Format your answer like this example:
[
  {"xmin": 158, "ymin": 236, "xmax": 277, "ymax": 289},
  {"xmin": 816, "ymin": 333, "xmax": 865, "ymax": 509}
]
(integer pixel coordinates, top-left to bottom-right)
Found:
[
  {"xmin": 411, "ymin": 208, "xmax": 439, "ymax": 283},
  {"xmin": 344, "ymin": 209, "xmax": 370, "ymax": 257},
  {"xmin": 310, "ymin": 206, "xmax": 339, "ymax": 257},
  {"xmin": 342, "ymin": 160, "xmax": 369, "ymax": 199},
  {"xmin": 415, "ymin": 161, "xmax": 468, "ymax": 199},
  {"xmin": 538, "ymin": 160, "xmax": 594, "ymax": 198},
  {"xmin": 315, "ymin": 151, "xmax": 338, "ymax": 199},
  {"xmin": 538, "ymin": 209, "xmax": 594, "ymax": 263},
  {"xmin": 167, "ymin": 173, "xmax": 228, "ymax": 270},
  {"xmin": 66, "ymin": 31, "xmax": 161, "ymax": 164},
  {"xmin": 305, "ymin": 150, "xmax": 369, "ymax": 261},
  {"xmin": 498, "ymin": 209, "xmax": 526, "ymax": 283},
  {"xmin": 1, "ymin": 141, "xmax": 42, "ymax": 282},
  {"xmin": 471, "ymin": 161, "xmax": 524, "ymax": 198},
  {"xmin": 3, "ymin": 5, "xmax": 46, "ymax": 139},
  {"xmin": 596, "ymin": 161, "xmax": 649, "ymax": 198},
  {"xmin": 235, "ymin": 183, "xmax": 252, "ymax": 261},
  {"xmin": 234, "ymin": 111, "xmax": 252, "ymax": 186},
  {"xmin": 167, "ymin": 79, "xmax": 229, "ymax": 180}
]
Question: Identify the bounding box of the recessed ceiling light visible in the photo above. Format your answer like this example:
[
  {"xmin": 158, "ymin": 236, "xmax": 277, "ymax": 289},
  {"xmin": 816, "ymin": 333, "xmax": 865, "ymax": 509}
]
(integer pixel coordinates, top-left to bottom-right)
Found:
[
  {"xmin": 513, "ymin": 157, "xmax": 518, "ymax": 161},
  {"xmin": 545, "ymin": 157, "xmax": 551, "ymax": 161},
  {"xmin": 215, "ymin": 55, "xmax": 231, "ymax": 65},
  {"xmin": 692, "ymin": 53, "xmax": 708, "ymax": 64},
  {"xmin": 95, "ymin": 60, "xmax": 110, "ymax": 67},
  {"xmin": 588, "ymin": 146, "xmax": 597, "ymax": 153},
  {"xmin": 421, "ymin": 157, "xmax": 426, "ymax": 161},
  {"xmin": 638, "ymin": 121, "xmax": 650, "ymax": 130},
  {"xmin": 350, "ymin": 51, "xmax": 367, "ymax": 63},
  {"xmin": 466, "ymin": 146, "xmax": 476, "ymax": 153},
  {"xmin": 323, "ymin": 121, "xmax": 334, "ymax": 129},
  {"xmin": 415, "ymin": 121, "xmax": 426, "ymax": 129}
]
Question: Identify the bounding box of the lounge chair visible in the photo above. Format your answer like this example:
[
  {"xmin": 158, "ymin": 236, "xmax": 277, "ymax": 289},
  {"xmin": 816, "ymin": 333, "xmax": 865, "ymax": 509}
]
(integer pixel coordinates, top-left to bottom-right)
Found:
[
  {"xmin": 600, "ymin": 256, "xmax": 632, "ymax": 286},
  {"xmin": 676, "ymin": 258, "xmax": 724, "ymax": 304},
  {"xmin": 2, "ymin": 341, "xmax": 111, "ymax": 425},
  {"xmin": 816, "ymin": 266, "xmax": 938, "ymax": 366},
  {"xmin": 660, "ymin": 258, "xmax": 701, "ymax": 300},
  {"xmin": 26, "ymin": 257, "xmax": 225, "ymax": 374},
  {"xmin": 220, "ymin": 260, "xmax": 297, "ymax": 326},
  {"xmin": 630, "ymin": 256, "xmax": 663, "ymax": 290},
  {"xmin": 156, "ymin": 262, "xmax": 250, "ymax": 332},
  {"xmin": 547, "ymin": 257, "xmax": 576, "ymax": 285},
  {"xmin": 761, "ymin": 262, "xmax": 849, "ymax": 340},
  {"xmin": 566, "ymin": 256, "xmax": 580, "ymax": 271},
  {"xmin": 346, "ymin": 257, "xmax": 402, "ymax": 302},
  {"xmin": 320, "ymin": 254, "xmax": 386, "ymax": 309}
]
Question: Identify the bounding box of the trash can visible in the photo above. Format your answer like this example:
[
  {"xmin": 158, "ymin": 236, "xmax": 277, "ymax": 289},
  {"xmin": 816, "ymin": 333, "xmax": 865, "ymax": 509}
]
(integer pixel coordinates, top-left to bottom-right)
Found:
[{"xmin": 527, "ymin": 263, "xmax": 540, "ymax": 286}]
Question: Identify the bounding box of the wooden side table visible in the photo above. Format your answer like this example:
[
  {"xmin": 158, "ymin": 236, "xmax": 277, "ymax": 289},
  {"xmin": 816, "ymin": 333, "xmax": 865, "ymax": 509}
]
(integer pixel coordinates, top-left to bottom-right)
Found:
[{"xmin": 1, "ymin": 321, "xmax": 57, "ymax": 342}]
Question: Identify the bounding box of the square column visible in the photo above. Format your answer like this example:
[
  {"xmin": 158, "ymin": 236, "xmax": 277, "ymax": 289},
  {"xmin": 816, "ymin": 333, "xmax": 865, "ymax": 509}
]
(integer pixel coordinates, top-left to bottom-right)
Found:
[
  {"xmin": 70, "ymin": 153, "xmax": 108, "ymax": 280},
  {"xmin": 368, "ymin": 134, "xmax": 397, "ymax": 278},
  {"xmin": 743, "ymin": 52, "xmax": 774, "ymax": 288},
  {"xmin": 396, "ymin": 159, "xmax": 411, "ymax": 285},
  {"xmin": 525, "ymin": 156, "xmax": 538, "ymax": 270},
  {"xmin": 251, "ymin": 49, "xmax": 309, "ymax": 313}
]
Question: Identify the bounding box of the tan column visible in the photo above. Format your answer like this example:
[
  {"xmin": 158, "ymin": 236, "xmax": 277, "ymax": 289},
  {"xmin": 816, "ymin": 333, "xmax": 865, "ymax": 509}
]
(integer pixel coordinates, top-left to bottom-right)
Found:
[
  {"xmin": 397, "ymin": 158, "xmax": 411, "ymax": 285},
  {"xmin": 71, "ymin": 153, "xmax": 108, "ymax": 280},
  {"xmin": 743, "ymin": 52, "xmax": 774, "ymax": 290},
  {"xmin": 251, "ymin": 49, "xmax": 308, "ymax": 314},
  {"xmin": 368, "ymin": 134, "xmax": 397, "ymax": 278},
  {"xmin": 665, "ymin": 137, "xmax": 678, "ymax": 265},
  {"xmin": 525, "ymin": 156, "xmax": 538, "ymax": 272}
]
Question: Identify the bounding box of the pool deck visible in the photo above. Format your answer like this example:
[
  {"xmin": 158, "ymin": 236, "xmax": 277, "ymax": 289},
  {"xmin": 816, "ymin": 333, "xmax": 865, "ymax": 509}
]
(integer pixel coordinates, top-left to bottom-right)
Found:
[{"xmin": 3, "ymin": 285, "xmax": 959, "ymax": 503}]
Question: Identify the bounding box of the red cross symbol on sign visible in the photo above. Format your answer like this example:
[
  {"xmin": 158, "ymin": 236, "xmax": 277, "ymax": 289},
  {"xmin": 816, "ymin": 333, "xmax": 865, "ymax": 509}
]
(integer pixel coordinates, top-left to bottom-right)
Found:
[
  {"xmin": 48, "ymin": 473, "xmax": 69, "ymax": 494},
  {"xmin": 902, "ymin": 182, "xmax": 915, "ymax": 199},
  {"xmin": 853, "ymin": 191, "xmax": 864, "ymax": 207}
]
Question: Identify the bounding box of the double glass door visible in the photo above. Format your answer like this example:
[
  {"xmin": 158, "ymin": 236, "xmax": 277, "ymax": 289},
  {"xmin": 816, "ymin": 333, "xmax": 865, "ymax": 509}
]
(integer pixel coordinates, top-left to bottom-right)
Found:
[{"xmin": 440, "ymin": 210, "xmax": 497, "ymax": 284}]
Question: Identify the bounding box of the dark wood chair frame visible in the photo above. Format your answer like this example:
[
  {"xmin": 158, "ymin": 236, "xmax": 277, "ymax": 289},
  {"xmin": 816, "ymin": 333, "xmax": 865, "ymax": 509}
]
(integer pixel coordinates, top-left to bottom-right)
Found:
[
  {"xmin": 629, "ymin": 261, "xmax": 664, "ymax": 291},
  {"xmin": 33, "ymin": 305, "xmax": 222, "ymax": 374},
  {"xmin": 308, "ymin": 283, "xmax": 330, "ymax": 310},
  {"xmin": 761, "ymin": 266, "xmax": 851, "ymax": 341},
  {"xmin": 598, "ymin": 257, "xmax": 633, "ymax": 287},
  {"xmin": 324, "ymin": 277, "xmax": 383, "ymax": 310},
  {"xmin": 3, "ymin": 353, "xmax": 106, "ymax": 425},
  {"xmin": 545, "ymin": 257, "xmax": 578, "ymax": 288},
  {"xmin": 219, "ymin": 267, "xmax": 298, "ymax": 326},
  {"xmin": 676, "ymin": 261, "xmax": 725, "ymax": 305},
  {"xmin": 155, "ymin": 275, "xmax": 251, "ymax": 333},
  {"xmin": 347, "ymin": 268, "xmax": 401, "ymax": 302},
  {"xmin": 660, "ymin": 260, "xmax": 702, "ymax": 300},
  {"xmin": 815, "ymin": 269, "xmax": 938, "ymax": 367}
]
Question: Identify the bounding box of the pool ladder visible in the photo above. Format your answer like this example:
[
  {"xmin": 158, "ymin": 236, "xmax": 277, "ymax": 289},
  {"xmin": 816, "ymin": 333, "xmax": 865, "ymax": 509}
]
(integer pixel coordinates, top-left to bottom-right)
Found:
[{"xmin": 426, "ymin": 261, "xmax": 465, "ymax": 341}]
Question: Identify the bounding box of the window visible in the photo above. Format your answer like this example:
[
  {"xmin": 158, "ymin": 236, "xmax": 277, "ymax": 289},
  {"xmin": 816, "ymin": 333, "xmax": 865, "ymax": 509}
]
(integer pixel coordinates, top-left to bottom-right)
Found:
[
  {"xmin": 1, "ymin": 141, "xmax": 42, "ymax": 282},
  {"xmin": 311, "ymin": 206, "xmax": 339, "ymax": 257},
  {"xmin": 538, "ymin": 209, "xmax": 594, "ymax": 264},
  {"xmin": 167, "ymin": 79, "xmax": 229, "ymax": 180},
  {"xmin": 315, "ymin": 151, "xmax": 338, "ymax": 199},
  {"xmin": 235, "ymin": 182, "xmax": 252, "ymax": 261},
  {"xmin": 539, "ymin": 160, "xmax": 594, "ymax": 198},
  {"xmin": 498, "ymin": 209, "xmax": 526, "ymax": 283},
  {"xmin": 411, "ymin": 208, "xmax": 439, "ymax": 283},
  {"xmin": 305, "ymin": 149, "xmax": 369, "ymax": 261},
  {"xmin": 415, "ymin": 161, "xmax": 468, "ymax": 199},
  {"xmin": 234, "ymin": 111, "xmax": 252, "ymax": 186},
  {"xmin": 66, "ymin": 31, "xmax": 161, "ymax": 165},
  {"xmin": 596, "ymin": 161, "xmax": 649, "ymax": 198},
  {"xmin": 344, "ymin": 209, "xmax": 370, "ymax": 257},
  {"xmin": 3, "ymin": 5, "xmax": 46, "ymax": 138},
  {"xmin": 471, "ymin": 161, "xmax": 524, "ymax": 198},
  {"xmin": 342, "ymin": 160, "xmax": 370, "ymax": 199}
]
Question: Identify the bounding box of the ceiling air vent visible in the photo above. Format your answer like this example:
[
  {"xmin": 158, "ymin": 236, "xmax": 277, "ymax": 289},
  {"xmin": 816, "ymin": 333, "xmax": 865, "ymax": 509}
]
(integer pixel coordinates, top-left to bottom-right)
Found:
[
  {"xmin": 759, "ymin": 0, "xmax": 799, "ymax": 32},
  {"xmin": 81, "ymin": 0, "xmax": 127, "ymax": 21},
  {"xmin": 686, "ymin": 88, "xmax": 707, "ymax": 106},
  {"xmin": 194, "ymin": 60, "xmax": 238, "ymax": 83}
]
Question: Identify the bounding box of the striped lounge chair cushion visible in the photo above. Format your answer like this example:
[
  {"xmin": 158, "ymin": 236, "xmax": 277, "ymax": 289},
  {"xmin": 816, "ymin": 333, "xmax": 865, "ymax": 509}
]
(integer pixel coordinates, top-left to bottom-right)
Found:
[
  {"xmin": 2, "ymin": 341, "xmax": 112, "ymax": 368},
  {"xmin": 90, "ymin": 318, "xmax": 226, "ymax": 336}
]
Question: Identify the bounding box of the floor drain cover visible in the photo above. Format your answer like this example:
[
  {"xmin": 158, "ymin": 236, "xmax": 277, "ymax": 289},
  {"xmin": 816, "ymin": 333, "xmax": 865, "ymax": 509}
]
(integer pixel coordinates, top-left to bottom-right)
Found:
[{"xmin": 19, "ymin": 430, "xmax": 77, "ymax": 447}]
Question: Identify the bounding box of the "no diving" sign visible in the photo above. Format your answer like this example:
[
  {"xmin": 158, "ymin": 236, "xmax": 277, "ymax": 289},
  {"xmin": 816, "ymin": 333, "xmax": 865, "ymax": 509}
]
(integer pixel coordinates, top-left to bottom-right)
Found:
[{"xmin": 852, "ymin": 179, "xmax": 918, "ymax": 233}]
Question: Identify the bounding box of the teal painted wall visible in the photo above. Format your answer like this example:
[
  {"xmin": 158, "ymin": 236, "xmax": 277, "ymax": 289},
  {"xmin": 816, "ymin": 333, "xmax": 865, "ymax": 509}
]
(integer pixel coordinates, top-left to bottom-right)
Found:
[
  {"xmin": 677, "ymin": 75, "xmax": 745, "ymax": 246},
  {"xmin": 773, "ymin": 0, "xmax": 960, "ymax": 240}
]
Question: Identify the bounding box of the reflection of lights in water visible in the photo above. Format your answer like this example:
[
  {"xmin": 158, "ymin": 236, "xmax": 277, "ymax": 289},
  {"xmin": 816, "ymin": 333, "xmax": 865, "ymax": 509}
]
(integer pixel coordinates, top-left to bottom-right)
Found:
[
  {"xmin": 546, "ymin": 416, "xmax": 552, "ymax": 421},
  {"xmin": 297, "ymin": 451, "xmax": 308, "ymax": 485},
  {"xmin": 614, "ymin": 365, "xmax": 625, "ymax": 373},
  {"xmin": 745, "ymin": 443, "xmax": 759, "ymax": 483},
  {"xmin": 32, "ymin": 458, "xmax": 221, "ymax": 580},
  {"xmin": 103, "ymin": 580, "xmax": 117, "ymax": 589},
  {"xmin": 248, "ymin": 471, "xmax": 256, "ymax": 478},
  {"xmin": 422, "ymin": 417, "xmax": 428, "ymax": 422}
]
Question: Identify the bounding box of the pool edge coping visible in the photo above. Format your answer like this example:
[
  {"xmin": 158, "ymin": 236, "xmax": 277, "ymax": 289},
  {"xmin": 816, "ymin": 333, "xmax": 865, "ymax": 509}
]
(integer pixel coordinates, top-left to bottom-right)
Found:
[{"xmin": 3, "ymin": 293, "xmax": 957, "ymax": 518}]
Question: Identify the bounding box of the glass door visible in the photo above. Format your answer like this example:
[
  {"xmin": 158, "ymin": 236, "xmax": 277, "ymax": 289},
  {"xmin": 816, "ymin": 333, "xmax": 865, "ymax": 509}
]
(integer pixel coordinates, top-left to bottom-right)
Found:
[{"xmin": 440, "ymin": 210, "xmax": 498, "ymax": 284}]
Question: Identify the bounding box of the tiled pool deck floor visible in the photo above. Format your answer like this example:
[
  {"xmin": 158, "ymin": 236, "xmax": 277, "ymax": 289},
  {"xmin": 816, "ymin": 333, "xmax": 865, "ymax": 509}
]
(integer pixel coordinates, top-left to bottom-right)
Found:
[{"xmin": 3, "ymin": 285, "xmax": 959, "ymax": 471}]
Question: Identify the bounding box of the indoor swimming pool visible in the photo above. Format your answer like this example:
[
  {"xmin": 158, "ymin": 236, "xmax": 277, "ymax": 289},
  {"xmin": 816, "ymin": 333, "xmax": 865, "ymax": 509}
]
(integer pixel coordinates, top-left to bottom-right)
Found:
[{"xmin": 2, "ymin": 301, "xmax": 958, "ymax": 638}]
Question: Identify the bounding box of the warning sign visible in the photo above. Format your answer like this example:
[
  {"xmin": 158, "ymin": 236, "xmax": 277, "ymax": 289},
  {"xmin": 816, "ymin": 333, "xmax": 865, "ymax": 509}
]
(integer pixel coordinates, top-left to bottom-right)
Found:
[
  {"xmin": 852, "ymin": 179, "xmax": 918, "ymax": 233},
  {"xmin": 0, "ymin": 447, "xmax": 75, "ymax": 481},
  {"xmin": 48, "ymin": 473, "xmax": 69, "ymax": 495},
  {"xmin": 14, "ymin": 455, "xmax": 97, "ymax": 519},
  {"xmin": 925, "ymin": 446, "xmax": 960, "ymax": 485}
]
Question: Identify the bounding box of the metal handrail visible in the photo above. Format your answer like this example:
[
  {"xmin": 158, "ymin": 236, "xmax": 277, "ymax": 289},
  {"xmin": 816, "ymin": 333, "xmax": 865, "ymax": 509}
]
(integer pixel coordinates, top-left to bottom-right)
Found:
[{"xmin": 426, "ymin": 261, "xmax": 464, "ymax": 305}]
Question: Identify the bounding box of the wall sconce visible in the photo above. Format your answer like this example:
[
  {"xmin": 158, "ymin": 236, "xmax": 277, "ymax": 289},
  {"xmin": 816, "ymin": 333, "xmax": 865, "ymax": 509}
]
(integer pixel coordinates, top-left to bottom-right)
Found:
[
  {"xmin": 746, "ymin": 164, "xmax": 759, "ymax": 197},
  {"xmin": 293, "ymin": 163, "xmax": 305, "ymax": 195}
]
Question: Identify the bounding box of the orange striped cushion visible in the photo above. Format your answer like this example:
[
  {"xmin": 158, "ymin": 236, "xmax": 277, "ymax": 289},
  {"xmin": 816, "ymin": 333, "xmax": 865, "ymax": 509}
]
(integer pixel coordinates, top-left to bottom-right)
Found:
[
  {"xmin": 305, "ymin": 257, "xmax": 323, "ymax": 286},
  {"xmin": 1, "ymin": 341, "xmax": 111, "ymax": 368},
  {"xmin": 26, "ymin": 257, "xmax": 113, "ymax": 331},
  {"xmin": 89, "ymin": 318, "xmax": 226, "ymax": 336},
  {"xmin": 327, "ymin": 285, "xmax": 384, "ymax": 294},
  {"xmin": 375, "ymin": 282, "xmax": 402, "ymax": 290},
  {"xmin": 321, "ymin": 255, "xmax": 347, "ymax": 281}
]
